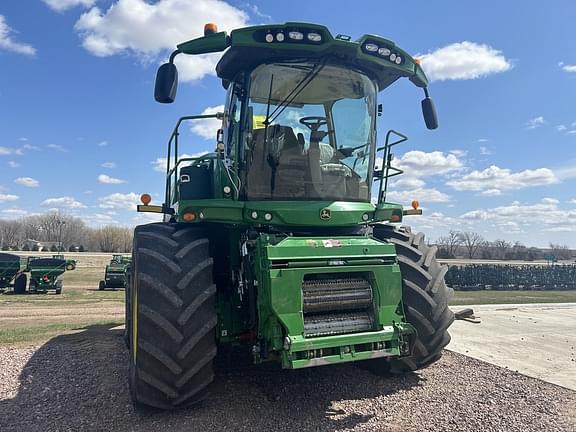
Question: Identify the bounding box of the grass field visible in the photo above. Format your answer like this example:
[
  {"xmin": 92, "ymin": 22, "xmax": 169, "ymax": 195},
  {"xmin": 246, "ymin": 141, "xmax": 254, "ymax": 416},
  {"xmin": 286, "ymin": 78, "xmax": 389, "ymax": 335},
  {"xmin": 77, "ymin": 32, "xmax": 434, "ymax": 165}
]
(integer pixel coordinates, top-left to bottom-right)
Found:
[
  {"xmin": 0, "ymin": 320, "xmax": 123, "ymax": 344},
  {"xmin": 451, "ymin": 290, "xmax": 576, "ymax": 305}
]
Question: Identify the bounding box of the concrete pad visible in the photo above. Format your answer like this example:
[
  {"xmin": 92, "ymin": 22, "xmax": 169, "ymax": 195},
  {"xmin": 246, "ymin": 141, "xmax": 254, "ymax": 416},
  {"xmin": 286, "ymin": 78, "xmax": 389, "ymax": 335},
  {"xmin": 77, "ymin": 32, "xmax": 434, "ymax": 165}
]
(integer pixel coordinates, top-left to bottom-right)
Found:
[{"xmin": 448, "ymin": 303, "xmax": 576, "ymax": 390}]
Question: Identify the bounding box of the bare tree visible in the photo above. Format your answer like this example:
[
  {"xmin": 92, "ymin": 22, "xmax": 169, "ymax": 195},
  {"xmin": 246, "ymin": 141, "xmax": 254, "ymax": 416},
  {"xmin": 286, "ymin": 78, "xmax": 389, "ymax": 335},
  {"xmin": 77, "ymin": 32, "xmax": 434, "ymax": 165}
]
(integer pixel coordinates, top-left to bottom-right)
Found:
[
  {"xmin": 91, "ymin": 226, "xmax": 133, "ymax": 252},
  {"xmin": 436, "ymin": 230, "xmax": 462, "ymax": 258},
  {"xmin": 0, "ymin": 220, "xmax": 22, "ymax": 249},
  {"xmin": 549, "ymin": 243, "xmax": 572, "ymax": 260},
  {"xmin": 492, "ymin": 239, "xmax": 512, "ymax": 260},
  {"xmin": 458, "ymin": 231, "xmax": 485, "ymax": 259}
]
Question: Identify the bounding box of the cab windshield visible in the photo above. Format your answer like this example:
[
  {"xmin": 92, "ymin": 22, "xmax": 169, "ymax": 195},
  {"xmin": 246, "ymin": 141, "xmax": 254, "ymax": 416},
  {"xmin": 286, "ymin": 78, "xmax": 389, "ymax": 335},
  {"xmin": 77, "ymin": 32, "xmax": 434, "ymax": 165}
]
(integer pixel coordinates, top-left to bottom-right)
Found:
[{"xmin": 242, "ymin": 62, "xmax": 376, "ymax": 201}]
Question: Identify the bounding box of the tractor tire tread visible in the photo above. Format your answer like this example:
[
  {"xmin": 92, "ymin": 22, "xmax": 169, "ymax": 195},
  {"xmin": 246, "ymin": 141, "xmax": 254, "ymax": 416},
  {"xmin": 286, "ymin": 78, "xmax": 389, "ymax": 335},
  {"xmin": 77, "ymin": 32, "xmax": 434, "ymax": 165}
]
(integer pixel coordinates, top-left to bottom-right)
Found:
[
  {"xmin": 130, "ymin": 223, "xmax": 217, "ymax": 410},
  {"xmin": 369, "ymin": 224, "xmax": 454, "ymax": 374}
]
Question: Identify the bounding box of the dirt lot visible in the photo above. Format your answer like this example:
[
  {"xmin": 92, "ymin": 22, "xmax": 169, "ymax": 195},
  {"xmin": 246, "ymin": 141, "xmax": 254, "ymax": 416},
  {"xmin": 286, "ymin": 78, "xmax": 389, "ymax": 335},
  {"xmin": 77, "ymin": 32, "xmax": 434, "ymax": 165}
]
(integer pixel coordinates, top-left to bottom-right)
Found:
[
  {"xmin": 1, "ymin": 264, "xmax": 575, "ymax": 431},
  {"xmin": 0, "ymin": 325, "xmax": 574, "ymax": 432}
]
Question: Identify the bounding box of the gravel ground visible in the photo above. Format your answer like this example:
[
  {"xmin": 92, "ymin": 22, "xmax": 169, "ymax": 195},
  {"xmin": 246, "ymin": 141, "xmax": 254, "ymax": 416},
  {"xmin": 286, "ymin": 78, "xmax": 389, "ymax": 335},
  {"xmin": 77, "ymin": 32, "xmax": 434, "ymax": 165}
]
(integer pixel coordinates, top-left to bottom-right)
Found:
[{"xmin": 0, "ymin": 325, "xmax": 574, "ymax": 432}]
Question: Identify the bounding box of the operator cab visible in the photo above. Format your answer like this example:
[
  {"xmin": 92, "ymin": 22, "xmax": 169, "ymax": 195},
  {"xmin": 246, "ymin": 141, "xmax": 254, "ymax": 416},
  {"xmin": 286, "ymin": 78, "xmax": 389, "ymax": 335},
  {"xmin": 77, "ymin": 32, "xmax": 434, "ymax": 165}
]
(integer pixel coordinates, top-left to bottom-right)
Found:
[{"xmin": 226, "ymin": 61, "xmax": 376, "ymax": 202}]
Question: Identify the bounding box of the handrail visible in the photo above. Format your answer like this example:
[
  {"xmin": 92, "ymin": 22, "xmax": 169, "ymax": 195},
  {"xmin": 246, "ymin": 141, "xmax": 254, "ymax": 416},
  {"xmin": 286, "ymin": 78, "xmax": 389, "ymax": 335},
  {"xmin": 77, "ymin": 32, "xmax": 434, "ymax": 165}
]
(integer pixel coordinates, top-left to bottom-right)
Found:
[
  {"xmin": 377, "ymin": 129, "xmax": 407, "ymax": 203},
  {"xmin": 163, "ymin": 113, "xmax": 223, "ymax": 208}
]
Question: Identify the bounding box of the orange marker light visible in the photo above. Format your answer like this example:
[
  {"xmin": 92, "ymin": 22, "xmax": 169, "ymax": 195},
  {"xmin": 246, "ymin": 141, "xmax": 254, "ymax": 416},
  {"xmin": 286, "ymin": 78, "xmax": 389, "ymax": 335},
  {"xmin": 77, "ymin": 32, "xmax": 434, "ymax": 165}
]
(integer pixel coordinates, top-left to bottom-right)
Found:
[
  {"xmin": 414, "ymin": 58, "xmax": 422, "ymax": 65},
  {"xmin": 183, "ymin": 212, "xmax": 196, "ymax": 222},
  {"xmin": 140, "ymin": 194, "xmax": 152, "ymax": 205},
  {"xmin": 204, "ymin": 23, "xmax": 218, "ymax": 35},
  {"xmin": 411, "ymin": 200, "xmax": 420, "ymax": 210}
]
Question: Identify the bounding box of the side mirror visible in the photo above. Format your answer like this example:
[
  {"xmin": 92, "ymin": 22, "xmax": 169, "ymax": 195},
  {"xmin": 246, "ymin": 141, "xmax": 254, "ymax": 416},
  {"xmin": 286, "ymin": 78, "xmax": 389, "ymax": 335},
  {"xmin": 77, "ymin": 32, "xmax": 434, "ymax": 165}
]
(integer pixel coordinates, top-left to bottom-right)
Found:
[
  {"xmin": 421, "ymin": 97, "xmax": 438, "ymax": 130},
  {"xmin": 154, "ymin": 63, "xmax": 178, "ymax": 103}
]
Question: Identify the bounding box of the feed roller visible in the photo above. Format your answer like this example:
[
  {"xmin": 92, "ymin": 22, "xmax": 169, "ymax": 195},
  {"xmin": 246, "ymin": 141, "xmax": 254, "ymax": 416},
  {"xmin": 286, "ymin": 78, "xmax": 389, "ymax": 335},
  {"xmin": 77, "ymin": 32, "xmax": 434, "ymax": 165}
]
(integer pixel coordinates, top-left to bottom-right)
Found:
[{"xmin": 302, "ymin": 277, "xmax": 373, "ymax": 313}]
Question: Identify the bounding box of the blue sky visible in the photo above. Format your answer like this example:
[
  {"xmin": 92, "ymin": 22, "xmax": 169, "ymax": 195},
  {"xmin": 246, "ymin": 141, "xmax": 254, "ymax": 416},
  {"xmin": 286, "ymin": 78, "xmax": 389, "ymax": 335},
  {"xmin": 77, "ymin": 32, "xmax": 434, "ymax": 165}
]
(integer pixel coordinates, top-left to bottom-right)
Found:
[{"xmin": 1, "ymin": 0, "xmax": 575, "ymax": 247}]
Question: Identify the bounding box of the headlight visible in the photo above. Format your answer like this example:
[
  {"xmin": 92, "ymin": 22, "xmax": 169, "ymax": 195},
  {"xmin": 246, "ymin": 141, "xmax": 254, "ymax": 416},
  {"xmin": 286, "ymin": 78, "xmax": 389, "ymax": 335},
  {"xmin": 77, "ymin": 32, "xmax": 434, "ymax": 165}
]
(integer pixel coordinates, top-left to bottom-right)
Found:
[
  {"xmin": 364, "ymin": 43, "xmax": 379, "ymax": 52},
  {"xmin": 307, "ymin": 32, "xmax": 322, "ymax": 42},
  {"xmin": 389, "ymin": 53, "xmax": 397, "ymax": 62},
  {"xmin": 265, "ymin": 33, "xmax": 274, "ymax": 43},
  {"xmin": 288, "ymin": 31, "xmax": 304, "ymax": 40},
  {"xmin": 276, "ymin": 32, "xmax": 285, "ymax": 42},
  {"xmin": 395, "ymin": 56, "xmax": 402, "ymax": 64},
  {"xmin": 378, "ymin": 47, "xmax": 391, "ymax": 56}
]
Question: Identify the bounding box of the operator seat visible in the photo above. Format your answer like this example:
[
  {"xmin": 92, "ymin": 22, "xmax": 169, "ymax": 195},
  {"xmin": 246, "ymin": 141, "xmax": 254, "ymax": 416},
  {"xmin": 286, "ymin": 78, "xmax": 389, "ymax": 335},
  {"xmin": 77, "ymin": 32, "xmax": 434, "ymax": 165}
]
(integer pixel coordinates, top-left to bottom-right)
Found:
[
  {"xmin": 246, "ymin": 125, "xmax": 306, "ymax": 199},
  {"xmin": 274, "ymin": 127, "xmax": 307, "ymax": 198}
]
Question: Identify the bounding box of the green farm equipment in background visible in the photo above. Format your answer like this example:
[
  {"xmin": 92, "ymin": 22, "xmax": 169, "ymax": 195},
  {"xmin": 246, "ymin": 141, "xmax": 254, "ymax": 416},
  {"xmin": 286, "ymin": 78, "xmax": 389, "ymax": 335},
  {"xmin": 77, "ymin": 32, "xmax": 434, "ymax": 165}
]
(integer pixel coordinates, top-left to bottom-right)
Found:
[
  {"xmin": 26, "ymin": 255, "xmax": 76, "ymax": 295},
  {"xmin": 99, "ymin": 254, "xmax": 132, "ymax": 290},
  {"xmin": 0, "ymin": 253, "xmax": 27, "ymax": 294},
  {"xmin": 127, "ymin": 22, "xmax": 453, "ymax": 410}
]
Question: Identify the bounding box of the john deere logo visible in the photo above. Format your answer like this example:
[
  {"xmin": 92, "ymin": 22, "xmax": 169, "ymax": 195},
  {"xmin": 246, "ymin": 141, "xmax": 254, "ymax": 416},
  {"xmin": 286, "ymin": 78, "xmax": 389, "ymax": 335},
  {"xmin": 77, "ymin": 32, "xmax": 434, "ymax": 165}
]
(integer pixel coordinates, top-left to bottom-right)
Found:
[{"xmin": 320, "ymin": 208, "xmax": 331, "ymax": 220}]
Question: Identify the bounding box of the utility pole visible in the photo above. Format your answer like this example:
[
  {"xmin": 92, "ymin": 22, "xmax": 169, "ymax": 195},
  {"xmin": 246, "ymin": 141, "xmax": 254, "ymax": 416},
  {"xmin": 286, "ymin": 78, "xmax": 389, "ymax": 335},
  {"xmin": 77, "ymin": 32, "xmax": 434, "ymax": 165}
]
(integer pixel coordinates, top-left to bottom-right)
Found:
[{"xmin": 58, "ymin": 220, "xmax": 66, "ymax": 252}]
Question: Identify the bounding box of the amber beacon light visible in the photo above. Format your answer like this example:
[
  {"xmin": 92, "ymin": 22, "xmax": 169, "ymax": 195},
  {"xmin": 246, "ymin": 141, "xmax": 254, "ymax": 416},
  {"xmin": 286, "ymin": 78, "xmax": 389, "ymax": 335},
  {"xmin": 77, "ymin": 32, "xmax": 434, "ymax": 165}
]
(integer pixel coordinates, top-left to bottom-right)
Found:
[{"xmin": 140, "ymin": 194, "xmax": 152, "ymax": 205}]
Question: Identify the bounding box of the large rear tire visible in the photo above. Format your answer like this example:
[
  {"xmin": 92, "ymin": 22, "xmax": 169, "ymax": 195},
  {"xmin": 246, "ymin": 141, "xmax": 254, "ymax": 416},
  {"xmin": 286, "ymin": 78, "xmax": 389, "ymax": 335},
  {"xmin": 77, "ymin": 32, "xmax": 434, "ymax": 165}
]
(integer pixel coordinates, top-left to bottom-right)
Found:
[
  {"xmin": 369, "ymin": 224, "xmax": 454, "ymax": 374},
  {"xmin": 129, "ymin": 223, "xmax": 217, "ymax": 410}
]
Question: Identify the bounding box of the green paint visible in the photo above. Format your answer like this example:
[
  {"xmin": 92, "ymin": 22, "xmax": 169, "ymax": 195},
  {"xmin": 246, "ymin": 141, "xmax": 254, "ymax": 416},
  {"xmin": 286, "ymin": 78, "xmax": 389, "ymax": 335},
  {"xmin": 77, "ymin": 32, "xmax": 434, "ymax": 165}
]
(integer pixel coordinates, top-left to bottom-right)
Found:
[{"xmin": 141, "ymin": 22, "xmax": 438, "ymax": 371}]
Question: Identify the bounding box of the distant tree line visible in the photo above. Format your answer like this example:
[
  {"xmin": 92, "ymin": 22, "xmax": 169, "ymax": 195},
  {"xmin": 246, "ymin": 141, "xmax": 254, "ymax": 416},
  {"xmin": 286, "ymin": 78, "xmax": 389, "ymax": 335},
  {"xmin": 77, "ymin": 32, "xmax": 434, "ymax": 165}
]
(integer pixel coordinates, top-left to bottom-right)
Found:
[
  {"xmin": 0, "ymin": 213, "xmax": 133, "ymax": 253},
  {"xmin": 434, "ymin": 230, "xmax": 574, "ymax": 261}
]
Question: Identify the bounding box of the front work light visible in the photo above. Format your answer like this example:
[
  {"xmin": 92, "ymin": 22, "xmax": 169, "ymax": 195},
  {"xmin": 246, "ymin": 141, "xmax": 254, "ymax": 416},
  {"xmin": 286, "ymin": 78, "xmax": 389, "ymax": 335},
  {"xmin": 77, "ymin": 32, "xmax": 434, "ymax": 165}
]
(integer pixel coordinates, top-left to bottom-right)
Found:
[
  {"xmin": 307, "ymin": 32, "xmax": 322, "ymax": 42},
  {"xmin": 364, "ymin": 43, "xmax": 378, "ymax": 52}
]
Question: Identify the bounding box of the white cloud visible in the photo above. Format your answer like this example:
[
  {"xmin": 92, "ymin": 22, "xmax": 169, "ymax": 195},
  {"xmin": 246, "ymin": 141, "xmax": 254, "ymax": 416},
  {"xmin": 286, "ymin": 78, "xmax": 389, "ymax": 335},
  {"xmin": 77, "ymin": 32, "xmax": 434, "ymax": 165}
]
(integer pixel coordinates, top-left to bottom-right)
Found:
[
  {"xmin": 42, "ymin": 0, "xmax": 95, "ymax": 12},
  {"xmin": 0, "ymin": 15, "xmax": 36, "ymax": 56},
  {"xmin": 570, "ymin": 199, "xmax": 576, "ymax": 205},
  {"xmin": 74, "ymin": 0, "xmax": 249, "ymax": 82},
  {"xmin": 190, "ymin": 105, "xmax": 224, "ymax": 139},
  {"xmin": 47, "ymin": 144, "xmax": 67, "ymax": 152},
  {"xmin": 480, "ymin": 189, "xmax": 501, "ymax": 197},
  {"xmin": 417, "ymin": 41, "xmax": 511, "ymax": 82},
  {"xmin": 526, "ymin": 116, "xmax": 545, "ymax": 129},
  {"xmin": 41, "ymin": 196, "xmax": 86, "ymax": 208},
  {"xmin": 98, "ymin": 174, "xmax": 126, "ymax": 184},
  {"xmin": 0, "ymin": 193, "xmax": 19, "ymax": 203},
  {"xmin": 151, "ymin": 152, "xmax": 208, "ymax": 172},
  {"xmin": 479, "ymin": 146, "xmax": 491, "ymax": 155},
  {"xmin": 14, "ymin": 177, "xmax": 40, "ymax": 187},
  {"xmin": 0, "ymin": 208, "xmax": 28, "ymax": 217},
  {"xmin": 559, "ymin": 62, "xmax": 576, "ymax": 73},
  {"xmin": 447, "ymin": 165, "xmax": 558, "ymax": 193},
  {"xmin": 392, "ymin": 177, "xmax": 426, "ymax": 190},
  {"xmin": 97, "ymin": 140, "xmax": 108, "ymax": 147},
  {"xmin": 101, "ymin": 161, "xmax": 116, "ymax": 168},
  {"xmin": 385, "ymin": 187, "xmax": 451, "ymax": 204},
  {"xmin": 7, "ymin": 161, "xmax": 20, "ymax": 168},
  {"xmin": 0, "ymin": 146, "xmax": 13, "ymax": 156},
  {"xmin": 449, "ymin": 149, "xmax": 467, "ymax": 158},
  {"xmin": 82, "ymin": 212, "xmax": 119, "ymax": 226},
  {"xmin": 461, "ymin": 198, "xmax": 576, "ymax": 233},
  {"xmin": 22, "ymin": 143, "xmax": 40, "ymax": 150},
  {"xmin": 557, "ymin": 125, "xmax": 567, "ymax": 132},
  {"xmin": 395, "ymin": 151, "xmax": 464, "ymax": 177},
  {"xmin": 98, "ymin": 192, "xmax": 141, "ymax": 210}
]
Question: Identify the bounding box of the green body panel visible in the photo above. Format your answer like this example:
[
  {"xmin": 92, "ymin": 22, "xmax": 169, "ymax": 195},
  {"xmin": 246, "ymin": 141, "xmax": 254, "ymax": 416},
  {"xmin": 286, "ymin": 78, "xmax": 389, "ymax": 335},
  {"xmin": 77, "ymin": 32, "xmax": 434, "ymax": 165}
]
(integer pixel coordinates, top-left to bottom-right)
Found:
[
  {"xmin": 174, "ymin": 22, "xmax": 428, "ymax": 88},
  {"xmin": 177, "ymin": 31, "xmax": 229, "ymax": 54},
  {"xmin": 178, "ymin": 198, "xmax": 403, "ymax": 226},
  {"xmin": 246, "ymin": 234, "xmax": 412, "ymax": 369},
  {"xmin": 27, "ymin": 257, "xmax": 76, "ymax": 291},
  {"xmin": 0, "ymin": 254, "xmax": 24, "ymax": 289}
]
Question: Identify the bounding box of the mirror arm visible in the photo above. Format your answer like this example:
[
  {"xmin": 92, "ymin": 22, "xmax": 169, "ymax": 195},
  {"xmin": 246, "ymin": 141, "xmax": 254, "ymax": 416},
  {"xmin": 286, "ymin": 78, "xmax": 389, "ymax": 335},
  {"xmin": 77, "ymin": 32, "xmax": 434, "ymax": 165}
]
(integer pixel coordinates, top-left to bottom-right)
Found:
[
  {"xmin": 423, "ymin": 87, "xmax": 430, "ymax": 98},
  {"xmin": 169, "ymin": 49, "xmax": 181, "ymax": 64}
]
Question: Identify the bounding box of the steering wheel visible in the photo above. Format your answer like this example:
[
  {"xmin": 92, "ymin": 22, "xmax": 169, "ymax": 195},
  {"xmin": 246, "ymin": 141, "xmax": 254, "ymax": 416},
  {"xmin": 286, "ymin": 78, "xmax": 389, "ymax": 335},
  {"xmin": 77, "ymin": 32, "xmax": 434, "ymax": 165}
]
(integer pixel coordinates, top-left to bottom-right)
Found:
[{"xmin": 299, "ymin": 116, "xmax": 328, "ymax": 132}]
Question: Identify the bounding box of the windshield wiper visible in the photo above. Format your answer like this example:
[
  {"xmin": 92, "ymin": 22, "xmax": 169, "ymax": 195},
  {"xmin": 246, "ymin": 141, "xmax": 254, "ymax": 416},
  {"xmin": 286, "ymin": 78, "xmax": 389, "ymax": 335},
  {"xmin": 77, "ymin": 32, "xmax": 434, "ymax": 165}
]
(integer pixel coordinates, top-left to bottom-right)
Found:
[{"xmin": 265, "ymin": 60, "xmax": 326, "ymax": 126}]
